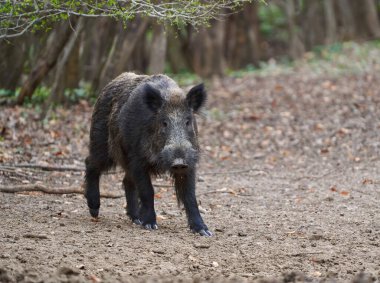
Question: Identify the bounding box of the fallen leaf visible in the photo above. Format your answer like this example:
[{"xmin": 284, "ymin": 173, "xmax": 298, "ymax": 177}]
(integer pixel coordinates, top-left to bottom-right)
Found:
[
  {"xmin": 362, "ymin": 179, "xmax": 374, "ymax": 185},
  {"xmin": 330, "ymin": 186, "xmax": 337, "ymax": 192}
]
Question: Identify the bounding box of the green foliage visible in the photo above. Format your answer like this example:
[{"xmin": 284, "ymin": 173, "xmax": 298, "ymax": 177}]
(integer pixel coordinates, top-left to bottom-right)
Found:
[
  {"xmin": 258, "ymin": 3, "xmax": 286, "ymax": 39},
  {"xmin": 0, "ymin": 88, "xmax": 14, "ymax": 97},
  {"xmin": 25, "ymin": 86, "xmax": 50, "ymax": 105},
  {"xmin": 0, "ymin": 0, "xmax": 256, "ymax": 38},
  {"xmin": 227, "ymin": 64, "xmax": 258, "ymax": 78},
  {"xmin": 0, "ymin": 85, "xmax": 95, "ymax": 106},
  {"xmin": 64, "ymin": 83, "xmax": 95, "ymax": 104}
]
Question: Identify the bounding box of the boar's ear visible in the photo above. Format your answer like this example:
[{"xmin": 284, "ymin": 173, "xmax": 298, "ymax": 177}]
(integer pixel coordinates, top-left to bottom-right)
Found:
[
  {"xmin": 186, "ymin": 83, "xmax": 207, "ymax": 113},
  {"xmin": 143, "ymin": 84, "xmax": 163, "ymax": 112}
]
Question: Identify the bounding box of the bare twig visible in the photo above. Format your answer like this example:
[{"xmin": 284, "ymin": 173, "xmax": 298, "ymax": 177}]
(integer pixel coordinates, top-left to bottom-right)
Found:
[
  {"xmin": 289, "ymin": 251, "xmax": 324, "ymax": 257},
  {"xmin": 23, "ymin": 233, "xmax": 48, "ymax": 239},
  {"xmin": 198, "ymin": 189, "xmax": 252, "ymax": 197},
  {"xmin": 201, "ymin": 169, "xmax": 268, "ymax": 175},
  {"xmin": 153, "ymin": 183, "xmax": 173, "ymax": 188},
  {"xmin": 0, "ymin": 184, "xmax": 123, "ymax": 198}
]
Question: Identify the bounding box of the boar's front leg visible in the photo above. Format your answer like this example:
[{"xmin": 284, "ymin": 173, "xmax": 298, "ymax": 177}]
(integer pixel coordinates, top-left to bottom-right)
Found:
[
  {"xmin": 123, "ymin": 174, "xmax": 141, "ymax": 225},
  {"xmin": 175, "ymin": 170, "xmax": 212, "ymax": 237},
  {"xmin": 130, "ymin": 168, "xmax": 158, "ymax": 230}
]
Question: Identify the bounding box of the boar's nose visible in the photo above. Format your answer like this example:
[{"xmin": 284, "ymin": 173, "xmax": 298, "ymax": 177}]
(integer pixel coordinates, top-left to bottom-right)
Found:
[{"xmin": 171, "ymin": 158, "xmax": 188, "ymax": 172}]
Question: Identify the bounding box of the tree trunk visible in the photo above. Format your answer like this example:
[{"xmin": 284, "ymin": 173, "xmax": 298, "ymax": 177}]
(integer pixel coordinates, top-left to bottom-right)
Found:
[
  {"xmin": 97, "ymin": 18, "xmax": 149, "ymax": 91},
  {"xmin": 64, "ymin": 32, "xmax": 81, "ymax": 90},
  {"xmin": 301, "ymin": 1, "xmax": 325, "ymax": 49},
  {"xmin": 187, "ymin": 27, "xmax": 206, "ymax": 75},
  {"xmin": 323, "ymin": 0, "xmax": 337, "ymax": 44},
  {"xmin": 364, "ymin": 0, "xmax": 380, "ymax": 38},
  {"xmin": 83, "ymin": 18, "xmax": 118, "ymax": 92},
  {"xmin": 337, "ymin": 0, "xmax": 356, "ymax": 40},
  {"xmin": 0, "ymin": 37, "xmax": 27, "ymax": 92},
  {"xmin": 209, "ymin": 19, "xmax": 226, "ymax": 77},
  {"xmin": 17, "ymin": 22, "xmax": 74, "ymax": 105},
  {"xmin": 148, "ymin": 23, "xmax": 167, "ymax": 74},
  {"xmin": 284, "ymin": 0, "xmax": 305, "ymax": 59},
  {"xmin": 189, "ymin": 20, "xmax": 225, "ymax": 78},
  {"xmin": 243, "ymin": 2, "xmax": 261, "ymax": 67},
  {"xmin": 166, "ymin": 28, "xmax": 189, "ymax": 73},
  {"xmin": 225, "ymin": 2, "xmax": 261, "ymax": 69},
  {"xmin": 41, "ymin": 18, "xmax": 85, "ymax": 118}
]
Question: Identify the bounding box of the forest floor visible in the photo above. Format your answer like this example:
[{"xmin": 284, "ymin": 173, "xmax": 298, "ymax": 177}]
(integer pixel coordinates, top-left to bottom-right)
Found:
[{"xmin": 1, "ymin": 45, "xmax": 380, "ymax": 282}]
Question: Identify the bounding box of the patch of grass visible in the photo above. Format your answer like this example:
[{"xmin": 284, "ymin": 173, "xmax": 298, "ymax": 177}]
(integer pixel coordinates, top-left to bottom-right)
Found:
[
  {"xmin": 167, "ymin": 71, "xmax": 202, "ymax": 87},
  {"xmin": 64, "ymin": 83, "xmax": 94, "ymax": 104},
  {"xmin": 0, "ymin": 89, "xmax": 15, "ymax": 97},
  {"xmin": 26, "ymin": 86, "xmax": 50, "ymax": 105},
  {"xmin": 228, "ymin": 40, "xmax": 380, "ymax": 79}
]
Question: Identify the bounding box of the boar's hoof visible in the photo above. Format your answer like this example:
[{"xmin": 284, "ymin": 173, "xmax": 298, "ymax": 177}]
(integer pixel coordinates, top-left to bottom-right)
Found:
[
  {"xmin": 89, "ymin": 208, "xmax": 99, "ymax": 218},
  {"xmin": 144, "ymin": 223, "xmax": 158, "ymax": 230},
  {"xmin": 197, "ymin": 229, "xmax": 213, "ymax": 237},
  {"xmin": 192, "ymin": 229, "xmax": 213, "ymax": 237},
  {"xmin": 132, "ymin": 219, "xmax": 143, "ymax": 225}
]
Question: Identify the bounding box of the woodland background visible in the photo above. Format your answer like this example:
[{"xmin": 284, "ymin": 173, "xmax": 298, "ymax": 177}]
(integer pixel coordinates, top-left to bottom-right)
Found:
[
  {"xmin": 1, "ymin": 0, "xmax": 380, "ymax": 106},
  {"xmin": 1, "ymin": 1, "xmax": 380, "ymax": 281}
]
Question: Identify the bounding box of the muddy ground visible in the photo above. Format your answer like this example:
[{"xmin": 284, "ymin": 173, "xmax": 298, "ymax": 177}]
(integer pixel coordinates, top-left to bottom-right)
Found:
[{"xmin": 1, "ymin": 61, "xmax": 380, "ymax": 282}]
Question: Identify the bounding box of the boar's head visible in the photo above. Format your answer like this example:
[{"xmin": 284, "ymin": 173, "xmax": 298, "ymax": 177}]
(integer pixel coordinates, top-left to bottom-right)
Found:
[{"xmin": 143, "ymin": 83, "xmax": 207, "ymax": 175}]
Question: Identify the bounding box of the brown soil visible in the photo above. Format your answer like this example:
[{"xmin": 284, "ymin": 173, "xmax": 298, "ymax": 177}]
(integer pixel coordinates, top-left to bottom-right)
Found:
[{"xmin": 0, "ymin": 69, "xmax": 379, "ymax": 282}]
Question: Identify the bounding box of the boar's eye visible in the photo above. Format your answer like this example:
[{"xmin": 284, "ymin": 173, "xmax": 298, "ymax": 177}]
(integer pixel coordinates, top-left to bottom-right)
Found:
[
  {"xmin": 185, "ymin": 118, "xmax": 191, "ymax": 126},
  {"xmin": 162, "ymin": 121, "xmax": 168, "ymax": 128}
]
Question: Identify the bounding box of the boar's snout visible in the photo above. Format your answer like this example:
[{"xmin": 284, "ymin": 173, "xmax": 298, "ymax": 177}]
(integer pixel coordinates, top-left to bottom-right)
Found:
[
  {"xmin": 160, "ymin": 142, "xmax": 198, "ymax": 174},
  {"xmin": 171, "ymin": 158, "xmax": 188, "ymax": 173}
]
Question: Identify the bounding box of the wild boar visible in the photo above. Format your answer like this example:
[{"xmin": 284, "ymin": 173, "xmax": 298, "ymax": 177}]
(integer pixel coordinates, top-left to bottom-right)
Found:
[{"xmin": 85, "ymin": 72, "xmax": 211, "ymax": 236}]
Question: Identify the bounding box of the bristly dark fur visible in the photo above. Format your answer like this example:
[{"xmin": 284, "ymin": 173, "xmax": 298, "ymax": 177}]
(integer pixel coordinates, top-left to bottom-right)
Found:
[{"xmin": 84, "ymin": 72, "xmax": 211, "ymax": 235}]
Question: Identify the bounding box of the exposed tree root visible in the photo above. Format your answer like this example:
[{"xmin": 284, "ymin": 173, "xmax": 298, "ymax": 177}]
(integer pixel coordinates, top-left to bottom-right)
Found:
[
  {"xmin": 0, "ymin": 184, "xmax": 123, "ymax": 198},
  {"xmin": 3, "ymin": 164, "xmax": 85, "ymax": 172},
  {"xmin": 1, "ymin": 164, "xmax": 268, "ymax": 176}
]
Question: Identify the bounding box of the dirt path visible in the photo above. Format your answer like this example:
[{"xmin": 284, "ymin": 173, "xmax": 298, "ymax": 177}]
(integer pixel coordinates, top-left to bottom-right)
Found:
[{"xmin": 1, "ymin": 68, "xmax": 380, "ymax": 282}]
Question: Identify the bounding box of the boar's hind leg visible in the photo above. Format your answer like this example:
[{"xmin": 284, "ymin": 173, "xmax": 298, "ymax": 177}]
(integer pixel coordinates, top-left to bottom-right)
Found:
[
  {"xmin": 175, "ymin": 170, "xmax": 212, "ymax": 237},
  {"xmin": 85, "ymin": 158, "xmax": 101, "ymax": 218},
  {"xmin": 85, "ymin": 156, "xmax": 113, "ymax": 218},
  {"xmin": 123, "ymin": 174, "xmax": 141, "ymax": 224}
]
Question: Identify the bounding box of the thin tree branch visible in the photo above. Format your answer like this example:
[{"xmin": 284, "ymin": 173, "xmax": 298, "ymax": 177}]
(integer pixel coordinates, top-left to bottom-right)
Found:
[{"xmin": 0, "ymin": 0, "xmax": 255, "ymax": 39}]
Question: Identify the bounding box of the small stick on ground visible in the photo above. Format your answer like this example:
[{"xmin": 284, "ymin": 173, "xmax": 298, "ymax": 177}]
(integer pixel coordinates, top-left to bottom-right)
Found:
[
  {"xmin": 201, "ymin": 169, "xmax": 268, "ymax": 175},
  {"xmin": 289, "ymin": 251, "xmax": 324, "ymax": 256},
  {"xmin": 0, "ymin": 184, "xmax": 123, "ymax": 198}
]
